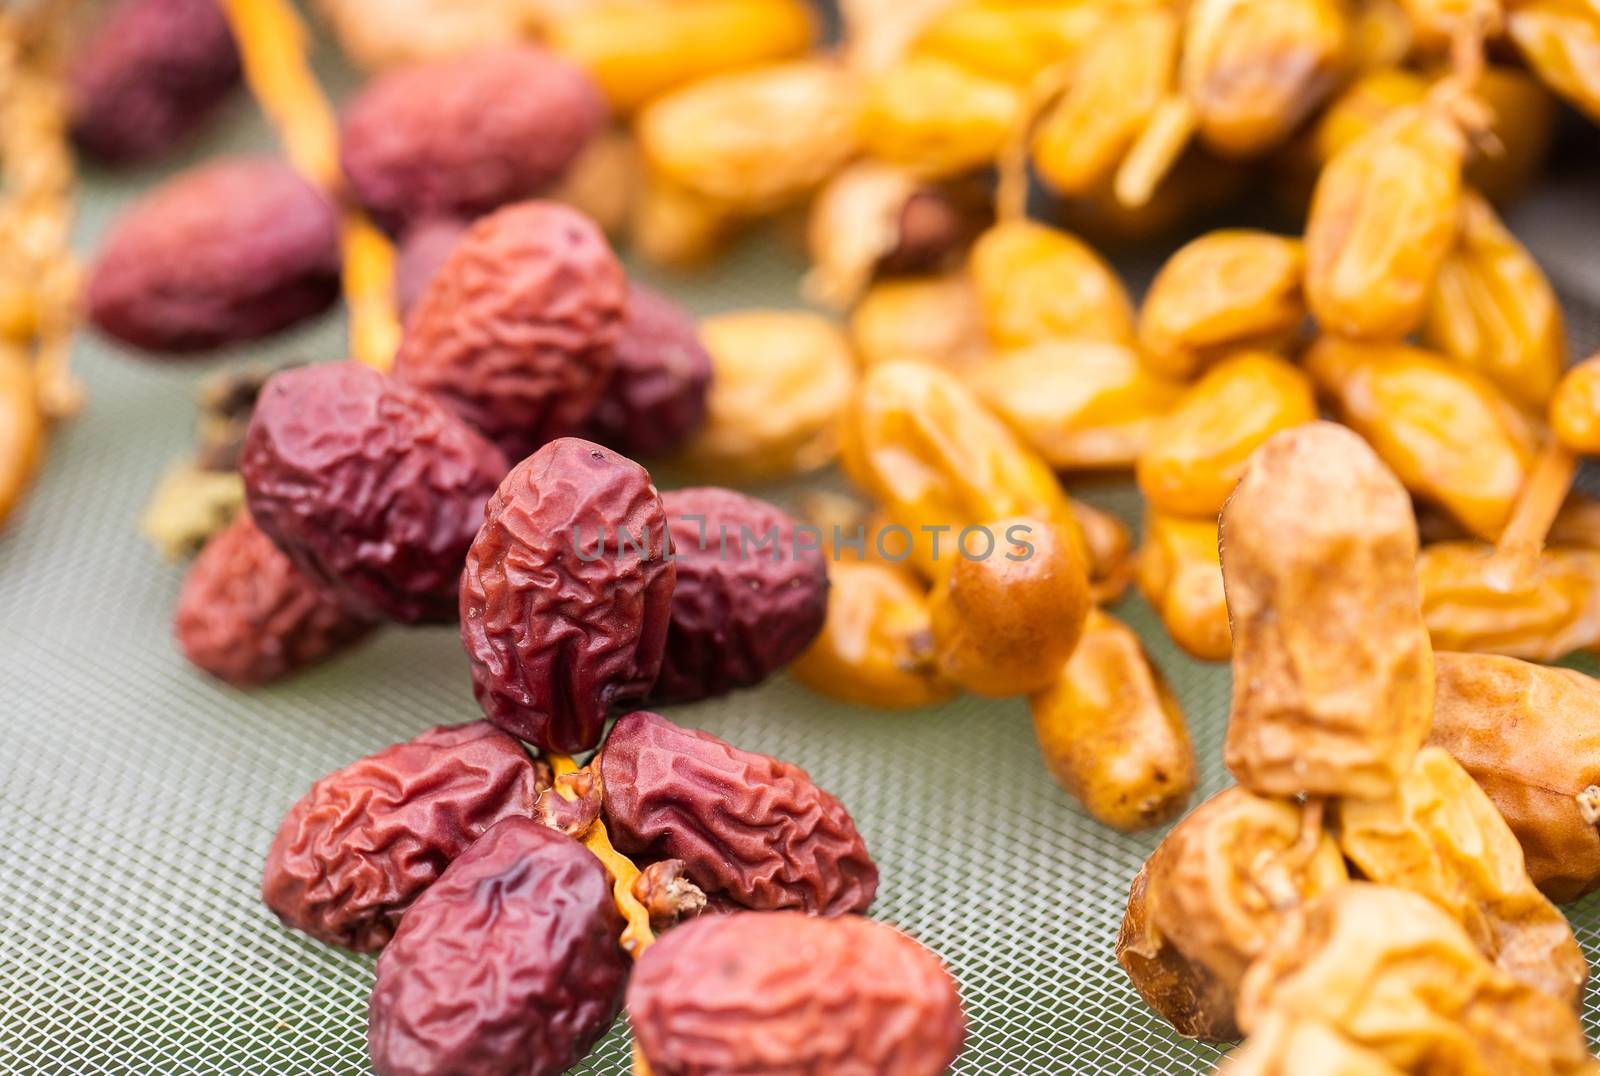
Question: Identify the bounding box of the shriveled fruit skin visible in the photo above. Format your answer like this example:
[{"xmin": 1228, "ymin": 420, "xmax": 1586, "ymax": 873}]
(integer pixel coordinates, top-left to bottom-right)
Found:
[
  {"xmin": 1219, "ymin": 422, "xmax": 1433, "ymax": 800},
  {"xmin": 460, "ymin": 439, "xmax": 674, "ymax": 754},
  {"xmin": 599, "ymin": 710, "xmax": 877, "ymax": 915},
  {"xmin": 68, "ymin": 0, "xmax": 240, "ymax": 165},
  {"xmin": 393, "ymin": 201, "xmax": 627, "ymax": 460},
  {"xmin": 582, "ymin": 284, "xmax": 711, "ymax": 459},
  {"xmin": 1418, "ymin": 541, "xmax": 1600, "ymax": 662},
  {"xmin": 649, "ymin": 487, "xmax": 828, "ymax": 704},
  {"xmin": 262, "ymin": 722, "xmax": 546, "ymax": 952},
  {"xmin": 340, "ymin": 47, "xmax": 606, "ymax": 235},
  {"xmin": 367, "ymin": 818, "xmax": 626, "ymax": 1076},
  {"xmin": 1431, "ymin": 652, "xmax": 1600, "ymax": 904},
  {"xmin": 628, "ymin": 911, "xmax": 965, "ymax": 1076},
  {"xmin": 1117, "ymin": 866, "xmax": 1238, "ymax": 1042},
  {"xmin": 87, "ymin": 158, "xmax": 340, "ymax": 353},
  {"xmin": 241, "ymin": 362, "xmax": 509, "ymax": 624},
  {"xmin": 174, "ymin": 511, "xmax": 374, "ymax": 685}
]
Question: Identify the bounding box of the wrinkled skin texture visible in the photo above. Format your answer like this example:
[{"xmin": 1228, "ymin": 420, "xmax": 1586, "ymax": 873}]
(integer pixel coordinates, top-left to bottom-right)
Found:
[
  {"xmin": 393, "ymin": 217, "xmax": 468, "ymax": 318},
  {"xmin": 1118, "ymin": 866, "xmax": 1239, "ymax": 1042},
  {"xmin": 1552, "ymin": 354, "xmax": 1600, "ymax": 456},
  {"xmin": 1420, "ymin": 190, "xmax": 1566, "ymax": 411},
  {"xmin": 1336, "ymin": 747, "xmax": 1588, "ymax": 1008},
  {"xmin": 849, "ymin": 272, "xmax": 988, "ymax": 374},
  {"xmin": 789, "ymin": 558, "xmax": 954, "ymax": 709},
  {"xmin": 929, "ymin": 516, "xmax": 1089, "ymax": 697},
  {"xmin": 87, "ymin": 158, "xmax": 340, "ymax": 353},
  {"xmin": 969, "ymin": 220, "xmax": 1136, "ymax": 347},
  {"xmin": 678, "ymin": 310, "xmax": 856, "ymax": 481},
  {"xmin": 1215, "ymin": 1014, "xmax": 1421, "ymax": 1076},
  {"xmin": 367, "ymin": 818, "xmax": 626, "ymax": 1076},
  {"xmin": 314, "ymin": 0, "xmax": 553, "ymax": 71},
  {"xmin": 1032, "ymin": 610, "xmax": 1197, "ymax": 831},
  {"xmin": 340, "ymin": 47, "xmax": 606, "ymax": 235},
  {"xmin": 842, "ymin": 360, "xmax": 1084, "ymax": 580},
  {"xmin": 1509, "ymin": 0, "xmax": 1600, "ymax": 124},
  {"xmin": 1033, "ymin": 6, "xmax": 1178, "ymax": 196},
  {"xmin": 628, "ymin": 911, "xmax": 965, "ymax": 1076},
  {"xmin": 582, "ymin": 284, "xmax": 712, "ymax": 459},
  {"xmin": 600, "ymin": 710, "xmax": 878, "ymax": 914},
  {"xmin": 859, "ymin": 56, "xmax": 1022, "ymax": 180},
  {"xmin": 639, "ymin": 61, "xmax": 863, "ymax": 213},
  {"xmin": 460, "ymin": 439, "xmax": 674, "ymax": 754},
  {"xmin": 175, "ymin": 511, "xmax": 374, "ymax": 685},
  {"xmin": 1418, "ymin": 541, "xmax": 1600, "ymax": 661},
  {"xmin": 1236, "ymin": 885, "xmax": 1595, "ymax": 1075},
  {"xmin": 1181, "ymin": 0, "xmax": 1347, "ymax": 158},
  {"xmin": 1138, "ymin": 513, "xmax": 1231, "ymax": 663},
  {"xmin": 1431, "ymin": 652, "xmax": 1600, "ymax": 903},
  {"xmin": 262, "ymin": 722, "xmax": 546, "ymax": 952},
  {"xmin": 970, "ymin": 341, "xmax": 1185, "ymax": 471},
  {"xmin": 1304, "ymin": 102, "xmax": 1464, "ymax": 341},
  {"xmin": 68, "ymin": 0, "xmax": 240, "ymax": 164},
  {"xmin": 1119, "ymin": 788, "xmax": 1348, "ymax": 1040},
  {"xmin": 1136, "ymin": 231, "xmax": 1307, "ymax": 382},
  {"xmin": 1220, "ymin": 422, "xmax": 1434, "ymax": 800},
  {"xmin": 1137, "ymin": 352, "xmax": 1317, "ymax": 520},
  {"xmin": 241, "ymin": 362, "xmax": 509, "ymax": 624},
  {"xmin": 1307, "ymin": 338, "xmax": 1536, "ymax": 539},
  {"xmin": 393, "ymin": 201, "xmax": 627, "ymax": 460},
  {"xmin": 650, "ymin": 488, "xmax": 828, "ymax": 704}
]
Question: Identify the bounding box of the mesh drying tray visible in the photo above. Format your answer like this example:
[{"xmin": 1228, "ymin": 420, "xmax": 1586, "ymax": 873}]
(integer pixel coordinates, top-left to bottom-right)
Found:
[{"xmin": 6, "ymin": 30, "xmax": 1600, "ymax": 1076}]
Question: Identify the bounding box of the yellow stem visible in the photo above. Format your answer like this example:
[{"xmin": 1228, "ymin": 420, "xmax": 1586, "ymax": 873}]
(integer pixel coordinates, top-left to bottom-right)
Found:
[
  {"xmin": 547, "ymin": 753, "xmax": 656, "ymax": 958},
  {"xmin": 219, "ymin": 0, "xmax": 400, "ymax": 371},
  {"xmin": 1113, "ymin": 95, "xmax": 1195, "ymax": 209},
  {"xmin": 1485, "ymin": 440, "xmax": 1577, "ymax": 593}
]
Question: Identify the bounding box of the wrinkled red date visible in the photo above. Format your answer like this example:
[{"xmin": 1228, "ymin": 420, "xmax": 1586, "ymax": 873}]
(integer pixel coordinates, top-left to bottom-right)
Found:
[
  {"xmin": 87, "ymin": 158, "xmax": 340, "ymax": 353},
  {"xmin": 240, "ymin": 361, "xmax": 509, "ymax": 624},
  {"xmin": 393, "ymin": 217, "xmax": 468, "ymax": 318},
  {"xmin": 582, "ymin": 284, "xmax": 712, "ymax": 459},
  {"xmin": 340, "ymin": 47, "xmax": 606, "ymax": 236},
  {"xmin": 393, "ymin": 200, "xmax": 627, "ymax": 460},
  {"xmin": 460, "ymin": 438, "xmax": 675, "ymax": 753},
  {"xmin": 600, "ymin": 710, "xmax": 878, "ymax": 914},
  {"xmin": 650, "ymin": 487, "xmax": 828, "ymax": 703},
  {"xmin": 174, "ymin": 510, "xmax": 374, "ymax": 685},
  {"xmin": 261, "ymin": 722, "xmax": 546, "ymax": 952},
  {"xmin": 367, "ymin": 817, "xmax": 626, "ymax": 1076},
  {"xmin": 628, "ymin": 911, "xmax": 966, "ymax": 1076},
  {"xmin": 69, "ymin": 0, "xmax": 240, "ymax": 165}
]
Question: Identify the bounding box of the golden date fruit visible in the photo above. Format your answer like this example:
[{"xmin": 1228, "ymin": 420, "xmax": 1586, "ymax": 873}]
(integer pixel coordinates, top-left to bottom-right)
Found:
[
  {"xmin": 859, "ymin": 55, "xmax": 1022, "ymax": 179},
  {"xmin": 1337, "ymin": 746, "xmax": 1588, "ymax": 1008},
  {"xmin": 970, "ymin": 340, "xmax": 1185, "ymax": 471},
  {"xmin": 1137, "ymin": 230, "xmax": 1306, "ymax": 382},
  {"xmin": 1551, "ymin": 353, "xmax": 1600, "ymax": 456},
  {"xmin": 1431, "ymin": 652, "xmax": 1600, "ymax": 903},
  {"xmin": 1032, "ymin": 610, "xmax": 1197, "ymax": 832},
  {"xmin": 969, "ymin": 220, "xmax": 1136, "ymax": 349},
  {"xmin": 1137, "ymin": 351, "xmax": 1317, "ymax": 520},
  {"xmin": 1138, "ymin": 512, "xmax": 1230, "ymax": 662},
  {"xmin": 1508, "ymin": 0, "xmax": 1600, "ymax": 124},
  {"xmin": 1418, "ymin": 541, "xmax": 1600, "ymax": 662},
  {"xmin": 849, "ymin": 272, "xmax": 988, "ymax": 375},
  {"xmin": 1220, "ymin": 422, "xmax": 1433, "ymax": 800},
  {"xmin": 1307, "ymin": 337, "xmax": 1536, "ymax": 540}
]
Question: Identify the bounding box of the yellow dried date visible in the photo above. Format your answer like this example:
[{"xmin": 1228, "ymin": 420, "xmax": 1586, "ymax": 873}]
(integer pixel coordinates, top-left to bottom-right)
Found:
[
  {"xmin": 969, "ymin": 219, "xmax": 1136, "ymax": 348},
  {"xmin": 1304, "ymin": 100, "xmax": 1466, "ymax": 341},
  {"xmin": 1138, "ymin": 512, "xmax": 1230, "ymax": 662},
  {"xmin": 1421, "ymin": 189, "xmax": 1566, "ymax": 411},
  {"xmin": 848, "ymin": 272, "xmax": 988, "ymax": 374},
  {"xmin": 1508, "ymin": 0, "xmax": 1600, "ymax": 124},
  {"xmin": 1137, "ymin": 230, "xmax": 1306, "ymax": 381},
  {"xmin": 914, "ymin": 0, "xmax": 1101, "ymax": 84},
  {"xmin": 637, "ymin": 61, "xmax": 863, "ymax": 214},
  {"xmin": 1137, "ymin": 352, "xmax": 1317, "ymax": 520},
  {"xmin": 969, "ymin": 340, "xmax": 1185, "ymax": 471},
  {"xmin": 1418, "ymin": 541, "xmax": 1600, "ymax": 661},
  {"xmin": 1551, "ymin": 353, "xmax": 1600, "ymax": 456},
  {"xmin": 1307, "ymin": 337, "xmax": 1536, "ymax": 539},
  {"xmin": 859, "ymin": 55, "xmax": 1022, "ymax": 179}
]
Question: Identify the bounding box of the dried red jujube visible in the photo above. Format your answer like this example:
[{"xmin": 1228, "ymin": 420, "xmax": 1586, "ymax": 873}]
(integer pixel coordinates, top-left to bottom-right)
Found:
[
  {"xmin": 340, "ymin": 47, "xmax": 606, "ymax": 236},
  {"xmin": 628, "ymin": 911, "xmax": 966, "ymax": 1076},
  {"xmin": 174, "ymin": 510, "xmax": 374, "ymax": 685},
  {"xmin": 367, "ymin": 817, "xmax": 626, "ymax": 1076},
  {"xmin": 460, "ymin": 438, "xmax": 674, "ymax": 754},
  {"xmin": 87, "ymin": 158, "xmax": 340, "ymax": 353},
  {"xmin": 393, "ymin": 217, "xmax": 468, "ymax": 318},
  {"xmin": 393, "ymin": 201, "xmax": 628, "ymax": 459},
  {"xmin": 261, "ymin": 722, "xmax": 546, "ymax": 952},
  {"xmin": 599, "ymin": 710, "xmax": 878, "ymax": 914},
  {"xmin": 581, "ymin": 283, "xmax": 712, "ymax": 459},
  {"xmin": 240, "ymin": 361, "xmax": 508, "ymax": 624},
  {"xmin": 68, "ymin": 0, "xmax": 240, "ymax": 165},
  {"xmin": 649, "ymin": 487, "xmax": 828, "ymax": 703}
]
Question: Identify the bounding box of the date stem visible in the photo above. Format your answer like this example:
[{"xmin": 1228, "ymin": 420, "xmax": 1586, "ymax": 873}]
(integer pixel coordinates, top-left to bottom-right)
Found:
[
  {"xmin": 548, "ymin": 752, "xmax": 657, "ymax": 957},
  {"xmin": 1486, "ymin": 439, "xmax": 1576, "ymax": 593}
]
